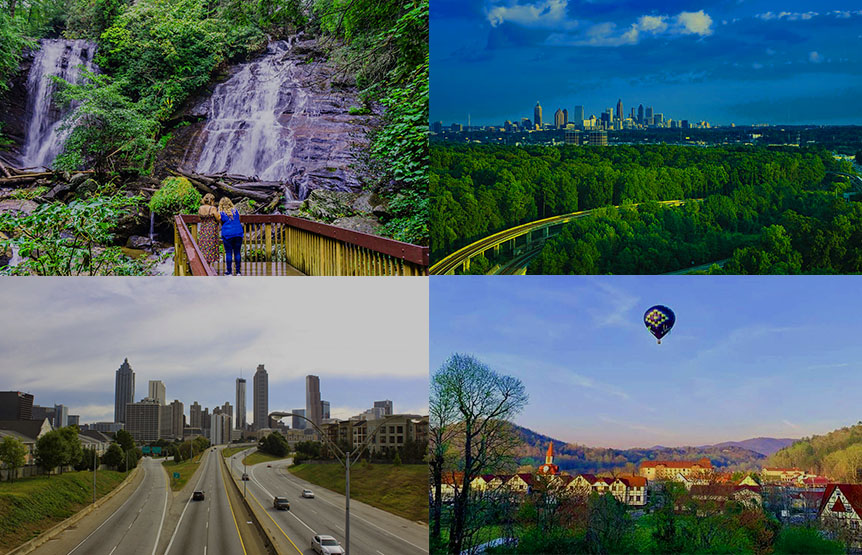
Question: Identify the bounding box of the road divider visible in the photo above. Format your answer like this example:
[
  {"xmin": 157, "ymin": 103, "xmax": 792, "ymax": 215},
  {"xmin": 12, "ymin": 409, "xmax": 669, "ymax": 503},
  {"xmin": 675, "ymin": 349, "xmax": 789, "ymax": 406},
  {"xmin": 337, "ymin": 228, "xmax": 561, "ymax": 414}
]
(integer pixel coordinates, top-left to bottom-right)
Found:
[{"xmin": 220, "ymin": 448, "xmax": 283, "ymax": 554}]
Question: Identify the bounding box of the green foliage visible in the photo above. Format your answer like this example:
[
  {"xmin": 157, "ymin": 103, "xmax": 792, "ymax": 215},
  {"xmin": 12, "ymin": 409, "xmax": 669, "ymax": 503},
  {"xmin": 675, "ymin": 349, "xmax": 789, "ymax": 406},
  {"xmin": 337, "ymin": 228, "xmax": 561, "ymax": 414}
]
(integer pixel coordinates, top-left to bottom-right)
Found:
[
  {"xmin": 148, "ymin": 176, "xmax": 201, "ymax": 217},
  {"xmin": 773, "ymin": 526, "xmax": 844, "ymax": 554},
  {"xmin": 114, "ymin": 429, "xmax": 135, "ymax": 452},
  {"xmin": 34, "ymin": 431, "xmax": 67, "ymax": 474},
  {"xmin": 52, "ymin": 70, "xmax": 158, "ymax": 177},
  {"xmin": 0, "ymin": 437, "xmax": 28, "ymax": 482},
  {"xmin": 57, "ymin": 426, "xmax": 83, "ymax": 470},
  {"xmin": 75, "ymin": 447, "xmax": 98, "ymax": 471},
  {"xmin": 101, "ymin": 443, "xmax": 124, "ymax": 469},
  {"xmin": 768, "ymin": 421, "xmax": 862, "ymax": 481},
  {"xmin": 66, "ymin": 0, "xmax": 126, "ymax": 39},
  {"xmin": 348, "ymin": 105, "xmax": 370, "ymax": 115},
  {"xmin": 259, "ymin": 432, "xmax": 290, "ymax": 457},
  {"xmin": 0, "ymin": 192, "xmax": 154, "ymax": 276},
  {"xmin": 98, "ymin": 0, "xmax": 267, "ymax": 121},
  {"xmin": 0, "ymin": 10, "xmax": 34, "ymax": 92},
  {"xmin": 9, "ymin": 186, "xmax": 49, "ymax": 200}
]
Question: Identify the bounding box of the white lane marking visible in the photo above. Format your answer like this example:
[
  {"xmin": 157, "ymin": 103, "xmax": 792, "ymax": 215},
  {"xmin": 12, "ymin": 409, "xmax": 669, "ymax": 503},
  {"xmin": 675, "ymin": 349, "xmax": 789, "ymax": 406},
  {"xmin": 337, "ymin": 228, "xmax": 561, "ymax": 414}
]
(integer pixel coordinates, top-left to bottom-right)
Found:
[
  {"xmin": 204, "ymin": 547, "xmax": 207, "ymax": 555},
  {"xmin": 250, "ymin": 461, "xmax": 317, "ymax": 535},
  {"xmin": 108, "ymin": 547, "xmax": 117, "ymax": 555},
  {"xmin": 280, "ymin": 461, "xmax": 429, "ymax": 553},
  {"xmin": 165, "ymin": 451, "xmax": 211, "ymax": 554},
  {"xmin": 377, "ymin": 551, "xmax": 385, "ymax": 555},
  {"xmin": 67, "ymin": 459, "xmax": 150, "ymax": 555},
  {"xmin": 153, "ymin": 458, "xmax": 170, "ymax": 555}
]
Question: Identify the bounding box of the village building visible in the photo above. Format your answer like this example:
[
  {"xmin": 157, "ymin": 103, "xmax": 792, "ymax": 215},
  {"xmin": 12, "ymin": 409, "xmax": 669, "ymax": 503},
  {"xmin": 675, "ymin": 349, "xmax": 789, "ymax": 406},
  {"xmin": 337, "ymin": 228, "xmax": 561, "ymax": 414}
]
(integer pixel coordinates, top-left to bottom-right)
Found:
[
  {"xmin": 639, "ymin": 458, "xmax": 712, "ymax": 481},
  {"xmin": 819, "ymin": 484, "xmax": 862, "ymax": 548}
]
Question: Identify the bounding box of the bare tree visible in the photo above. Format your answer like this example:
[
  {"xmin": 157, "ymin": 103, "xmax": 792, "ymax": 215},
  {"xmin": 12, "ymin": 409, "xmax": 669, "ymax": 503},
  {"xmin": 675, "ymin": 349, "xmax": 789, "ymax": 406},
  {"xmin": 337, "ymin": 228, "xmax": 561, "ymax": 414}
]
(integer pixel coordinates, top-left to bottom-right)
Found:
[
  {"xmin": 432, "ymin": 353, "xmax": 528, "ymax": 554},
  {"xmin": 429, "ymin": 374, "xmax": 460, "ymax": 544}
]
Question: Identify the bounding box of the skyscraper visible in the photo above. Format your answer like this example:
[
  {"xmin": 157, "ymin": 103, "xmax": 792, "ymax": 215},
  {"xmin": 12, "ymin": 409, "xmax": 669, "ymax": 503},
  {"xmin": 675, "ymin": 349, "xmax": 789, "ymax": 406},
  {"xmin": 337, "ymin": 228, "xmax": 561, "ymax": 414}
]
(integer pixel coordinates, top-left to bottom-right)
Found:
[
  {"xmin": 638, "ymin": 104, "xmax": 644, "ymax": 124},
  {"xmin": 170, "ymin": 400, "xmax": 184, "ymax": 439},
  {"xmin": 190, "ymin": 401, "xmax": 202, "ymax": 428},
  {"xmin": 533, "ymin": 102, "xmax": 542, "ymax": 128},
  {"xmin": 126, "ymin": 399, "xmax": 160, "ymax": 442},
  {"xmin": 645, "ymin": 106, "xmax": 654, "ymax": 121},
  {"xmin": 554, "ymin": 108, "xmax": 564, "ymax": 129},
  {"xmin": 306, "ymin": 375, "xmax": 321, "ymax": 428},
  {"xmin": 236, "ymin": 377, "xmax": 246, "ymax": 430},
  {"xmin": 148, "ymin": 380, "xmax": 166, "ymax": 405},
  {"xmin": 616, "ymin": 99, "xmax": 623, "ymax": 121},
  {"xmin": 374, "ymin": 400, "xmax": 393, "ymax": 416},
  {"xmin": 574, "ymin": 105, "xmax": 585, "ymax": 124},
  {"xmin": 562, "ymin": 109, "xmax": 568, "ymax": 126},
  {"xmin": 253, "ymin": 364, "xmax": 268, "ymax": 430},
  {"xmin": 114, "ymin": 358, "xmax": 135, "ymax": 424},
  {"xmin": 53, "ymin": 404, "xmax": 68, "ymax": 428},
  {"xmin": 321, "ymin": 400, "xmax": 330, "ymax": 420},
  {"xmin": 292, "ymin": 409, "xmax": 306, "ymax": 430}
]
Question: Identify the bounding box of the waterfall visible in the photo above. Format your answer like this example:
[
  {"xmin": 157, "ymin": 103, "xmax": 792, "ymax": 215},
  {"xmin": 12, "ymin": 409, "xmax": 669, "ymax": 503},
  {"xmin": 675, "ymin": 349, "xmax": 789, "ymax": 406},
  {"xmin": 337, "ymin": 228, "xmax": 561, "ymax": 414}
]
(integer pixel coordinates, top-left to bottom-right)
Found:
[
  {"xmin": 189, "ymin": 40, "xmax": 309, "ymax": 184},
  {"xmin": 19, "ymin": 39, "xmax": 96, "ymax": 169}
]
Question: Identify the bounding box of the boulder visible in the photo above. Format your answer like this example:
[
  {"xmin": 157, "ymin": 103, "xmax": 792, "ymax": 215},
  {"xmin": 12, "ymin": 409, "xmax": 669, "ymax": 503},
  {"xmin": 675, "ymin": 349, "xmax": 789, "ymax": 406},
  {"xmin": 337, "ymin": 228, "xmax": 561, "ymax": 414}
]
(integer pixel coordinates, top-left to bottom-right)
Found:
[
  {"xmin": 332, "ymin": 215, "xmax": 379, "ymax": 235},
  {"xmin": 69, "ymin": 173, "xmax": 89, "ymax": 188},
  {"xmin": 125, "ymin": 235, "xmax": 153, "ymax": 250},
  {"xmin": 301, "ymin": 189, "xmax": 356, "ymax": 221},
  {"xmin": 0, "ymin": 199, "xmax": 38, "ymax": 218},
  {"xmin": 45, "ymin": 182, "xmax": 74, "ymax": 201},
  {"xmin": 76, "ymin": 178, "xmax": 100, "ymax": 196}
]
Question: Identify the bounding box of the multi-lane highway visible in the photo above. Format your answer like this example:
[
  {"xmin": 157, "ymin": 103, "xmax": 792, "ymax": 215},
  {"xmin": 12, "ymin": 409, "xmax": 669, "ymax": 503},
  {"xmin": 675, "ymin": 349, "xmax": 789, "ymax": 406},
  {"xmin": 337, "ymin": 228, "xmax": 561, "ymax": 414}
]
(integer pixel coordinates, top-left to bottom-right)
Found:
[
  {"xmin": 164, "ymin": 449, "xmax": 246, "ymax": 555},
  {"xmin": 64, "ymin": 456, "xmax": 169, "ymax": 555},
  {"xmin": 226, "ymin": 450, "xmax": 429, "ymax": 555}
]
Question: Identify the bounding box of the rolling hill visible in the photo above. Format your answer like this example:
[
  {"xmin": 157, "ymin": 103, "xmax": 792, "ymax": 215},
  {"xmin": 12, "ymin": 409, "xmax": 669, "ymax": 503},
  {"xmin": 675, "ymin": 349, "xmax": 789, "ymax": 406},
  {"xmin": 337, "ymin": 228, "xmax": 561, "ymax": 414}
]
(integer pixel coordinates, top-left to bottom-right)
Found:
[{"xmin": 512, "ymin": 424, "xmax": 772, "ymax": 474}]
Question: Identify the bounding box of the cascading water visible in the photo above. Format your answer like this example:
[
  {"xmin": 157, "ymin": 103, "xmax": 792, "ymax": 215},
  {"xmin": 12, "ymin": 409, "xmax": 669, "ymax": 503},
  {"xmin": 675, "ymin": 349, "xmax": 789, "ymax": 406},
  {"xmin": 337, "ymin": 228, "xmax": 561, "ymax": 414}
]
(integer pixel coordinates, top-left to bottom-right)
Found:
[
  {"xmin": 189, "ymin": 40, "xmax": 308, "ymax": 183},
  {"xmin": 19, "ymin": 39, "xmax": 96, "ymax": 169}
]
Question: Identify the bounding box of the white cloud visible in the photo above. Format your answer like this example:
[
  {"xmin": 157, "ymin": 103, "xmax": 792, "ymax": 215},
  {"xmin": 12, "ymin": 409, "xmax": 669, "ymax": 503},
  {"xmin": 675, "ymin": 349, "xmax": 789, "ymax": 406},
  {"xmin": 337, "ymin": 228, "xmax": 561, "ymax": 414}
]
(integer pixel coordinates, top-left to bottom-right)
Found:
[
  {"xmin": 487, "ymin": 0, "xmax": 569, "ymax": 28},
  {"xmin": 757, "ymin": 11, "xmax": 819, "ymax": 21},
  {"xmin": 675, "ymin": 10, "xmax": 713, "ymax": 36},
  {"xmin": 809, "ymin": 51, "xmax": 822, "ymax": 63},
  {"xmin": 636, "ymin": 15, "xmax": 668, "ymax": 33}
]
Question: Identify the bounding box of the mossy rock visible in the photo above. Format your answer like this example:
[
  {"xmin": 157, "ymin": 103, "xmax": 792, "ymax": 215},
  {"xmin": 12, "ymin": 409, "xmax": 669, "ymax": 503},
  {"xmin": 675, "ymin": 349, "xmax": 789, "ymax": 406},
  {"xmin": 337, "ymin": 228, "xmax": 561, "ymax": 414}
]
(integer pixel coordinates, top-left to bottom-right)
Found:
[{"xmin": 148, "ymin": 177, "xmax": 202, "ymax": 218}]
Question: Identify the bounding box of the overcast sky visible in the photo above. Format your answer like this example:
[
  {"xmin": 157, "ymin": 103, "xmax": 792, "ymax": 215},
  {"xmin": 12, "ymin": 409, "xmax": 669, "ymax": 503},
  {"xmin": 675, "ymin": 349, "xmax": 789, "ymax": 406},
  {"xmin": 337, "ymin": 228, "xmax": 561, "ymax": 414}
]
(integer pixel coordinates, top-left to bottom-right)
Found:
[
  {"xmin": 0, "ymin": 278, "xmax": 429, "ymax": 425},
  {"xmin": 431, "ymin": 0, "xmax": 862, "ymax": 126},
  {"xmin": 431, "ymin": 276, "xmax": 862, "ymax": 449}
]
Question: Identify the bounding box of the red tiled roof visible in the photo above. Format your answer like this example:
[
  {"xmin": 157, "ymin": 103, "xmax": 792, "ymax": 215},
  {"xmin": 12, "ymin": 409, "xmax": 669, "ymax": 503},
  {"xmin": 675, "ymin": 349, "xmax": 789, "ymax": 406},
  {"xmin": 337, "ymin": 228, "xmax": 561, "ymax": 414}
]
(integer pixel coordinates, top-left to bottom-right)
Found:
[
  {"xmin": 618, "ymin": 476, "xmax": 647, "ymax": 487},
  {"xmin": 763, "ymin": 467, "xmax": 803, "ymax": 472},
  {"xmin": 578, "ymin": 474, "xmax": 598, "ymax": 484},
  {"xmin": 819, "ymin": 484, "xmax": 862, "ymax": 517},
  {"xmin": 803, "ymin": 476, "xmax": 830, "ymax": 485},
  {"xmin": 640, "ymin": 458, "xmax": 712, "ymax": 469},
  {"xmin": 515, "ymin": 473, "xmax": 534, "ymax": 484}
]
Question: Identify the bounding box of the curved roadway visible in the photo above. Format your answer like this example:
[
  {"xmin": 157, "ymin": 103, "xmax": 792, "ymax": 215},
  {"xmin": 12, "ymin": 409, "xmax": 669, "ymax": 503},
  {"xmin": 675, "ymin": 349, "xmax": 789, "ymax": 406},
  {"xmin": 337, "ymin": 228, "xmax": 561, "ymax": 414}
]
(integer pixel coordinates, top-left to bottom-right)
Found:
[
  {"xmin": 430, "ymin": 200, "xmax": 689, "ymax": 275},
  {"xmin": 227, "ymin": 449, "xmax": 428, "ymax": 555}
]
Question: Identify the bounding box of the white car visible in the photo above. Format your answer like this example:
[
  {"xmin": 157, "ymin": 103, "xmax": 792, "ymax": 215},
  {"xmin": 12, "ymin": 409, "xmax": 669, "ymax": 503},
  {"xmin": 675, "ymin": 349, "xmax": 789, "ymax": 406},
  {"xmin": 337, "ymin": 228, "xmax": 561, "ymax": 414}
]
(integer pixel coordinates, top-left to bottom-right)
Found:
[
  {"xmin": 311, "ymin": 534, "xmax": 344, "ymax": 554},
  {"xmin": 302, "ymin": 489, "xmax": 314, "ymax": 498}
]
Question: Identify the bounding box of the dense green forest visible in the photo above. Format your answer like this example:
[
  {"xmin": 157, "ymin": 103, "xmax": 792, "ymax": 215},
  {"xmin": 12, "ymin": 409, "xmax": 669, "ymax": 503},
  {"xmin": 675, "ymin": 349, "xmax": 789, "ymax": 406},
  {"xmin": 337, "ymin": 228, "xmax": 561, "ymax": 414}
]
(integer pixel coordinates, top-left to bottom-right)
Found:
[
  {"xmin": 768, "ymin": 422, "xmax": 862, "ymax": 482},
  {"xmin": 430, "ymin": 143, "xmax": 860, "ymax": 273},
  {"xmin": 0, "ymin": 0, "xmax": 427, "ymax": 268}
]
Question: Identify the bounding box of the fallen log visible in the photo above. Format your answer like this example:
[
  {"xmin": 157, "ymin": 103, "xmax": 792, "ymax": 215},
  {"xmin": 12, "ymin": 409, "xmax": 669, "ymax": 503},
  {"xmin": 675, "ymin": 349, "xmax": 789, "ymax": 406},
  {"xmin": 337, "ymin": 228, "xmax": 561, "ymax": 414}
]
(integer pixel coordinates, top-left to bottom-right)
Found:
[
  {"xmin": 0, "ymin": 176, "xmax": 39, "ymax": 187},
  {"xmin": 168, "ymin": 168, "xmax": 215, "ymax": 195},
  {"xmin": 232, "ymin": 181, "xmax": 283, "ymax": 190},
  {"xmin": 212, "ymin": 180, "xmax": 271, "ymax": 203},
  {"xmin": 0, "ymin": 160, "xmax": 10, "ymax": 178}
]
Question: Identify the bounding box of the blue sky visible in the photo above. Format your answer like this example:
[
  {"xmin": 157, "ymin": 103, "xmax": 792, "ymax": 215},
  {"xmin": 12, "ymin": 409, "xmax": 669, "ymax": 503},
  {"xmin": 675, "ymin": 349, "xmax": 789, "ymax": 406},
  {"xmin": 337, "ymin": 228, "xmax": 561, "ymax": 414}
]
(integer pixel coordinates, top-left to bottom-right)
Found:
[
  {"xmin": 0, "ymin": 279, "xmax": 429, "ymax": 425},
  {"xmin": 430, "ymin": 276, "xmax": 862, "ymax": 449},
  {"xmin": 431, "ymin": 0, "xmax": 862, "ymax": 126}
]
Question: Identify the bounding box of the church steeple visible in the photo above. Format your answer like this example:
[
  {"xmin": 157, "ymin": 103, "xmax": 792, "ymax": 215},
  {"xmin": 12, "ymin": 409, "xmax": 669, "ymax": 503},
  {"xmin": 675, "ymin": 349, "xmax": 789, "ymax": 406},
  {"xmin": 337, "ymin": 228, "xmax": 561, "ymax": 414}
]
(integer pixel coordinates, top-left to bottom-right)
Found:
[
  {"xmin": 545, "ymin": 442, "xmax": 554, "ymax": 465},
  {"xmin": 538, "ymin": 441, "xmax": 560, "ymax": 475}
]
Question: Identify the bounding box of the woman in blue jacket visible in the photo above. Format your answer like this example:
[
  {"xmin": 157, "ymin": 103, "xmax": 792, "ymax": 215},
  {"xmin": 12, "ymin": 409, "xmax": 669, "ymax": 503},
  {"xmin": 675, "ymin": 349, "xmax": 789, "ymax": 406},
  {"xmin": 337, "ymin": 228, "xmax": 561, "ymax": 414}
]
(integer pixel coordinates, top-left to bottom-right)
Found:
[{"xmin": 218, "ymin": 197, "xmax": 244, "ymax": 275}]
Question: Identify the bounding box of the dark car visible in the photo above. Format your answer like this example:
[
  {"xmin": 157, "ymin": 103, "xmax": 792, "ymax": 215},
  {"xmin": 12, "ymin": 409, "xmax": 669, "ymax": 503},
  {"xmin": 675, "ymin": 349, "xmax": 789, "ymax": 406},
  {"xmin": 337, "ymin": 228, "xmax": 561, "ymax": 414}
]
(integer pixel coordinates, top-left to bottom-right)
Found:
[
  {"xmin": 241, "ymin": 473, "xmax": 249, "ymax": 481},
  {"xmin": 192, "ymin": 491, "xmax": 205, "ymax": 501},
  {"xmin": 273, "ymin": 496, "xmax": 290, "ymax": 510}
]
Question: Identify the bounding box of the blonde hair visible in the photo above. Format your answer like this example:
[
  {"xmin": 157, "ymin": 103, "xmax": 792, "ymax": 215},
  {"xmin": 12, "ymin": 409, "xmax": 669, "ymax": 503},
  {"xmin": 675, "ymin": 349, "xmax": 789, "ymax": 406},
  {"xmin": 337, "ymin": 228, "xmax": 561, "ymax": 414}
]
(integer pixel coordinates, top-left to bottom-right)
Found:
[
  {"xmin": 218, "ymin": 197, "xmax": 236, "ymax": 219},
  {"xmin": 202, "ymin": 193, "xmax": 215, "ymax": 206}
]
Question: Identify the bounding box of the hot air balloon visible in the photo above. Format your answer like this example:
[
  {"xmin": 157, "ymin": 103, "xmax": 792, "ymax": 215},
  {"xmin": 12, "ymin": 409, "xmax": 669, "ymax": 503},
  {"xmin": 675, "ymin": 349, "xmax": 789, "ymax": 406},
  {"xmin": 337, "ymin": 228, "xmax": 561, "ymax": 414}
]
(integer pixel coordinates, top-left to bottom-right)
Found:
[{"xmin": 644, "ymin": 305, "xmax": 675, "ymax": 344}]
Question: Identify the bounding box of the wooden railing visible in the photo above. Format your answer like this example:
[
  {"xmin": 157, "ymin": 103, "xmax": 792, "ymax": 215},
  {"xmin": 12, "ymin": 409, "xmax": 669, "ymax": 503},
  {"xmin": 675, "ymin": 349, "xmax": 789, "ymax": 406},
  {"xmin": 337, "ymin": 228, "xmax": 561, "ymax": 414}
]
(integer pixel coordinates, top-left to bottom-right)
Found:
[{"xmin": 174, "ymin": 214, "xmax": 429, "ymax": 276}]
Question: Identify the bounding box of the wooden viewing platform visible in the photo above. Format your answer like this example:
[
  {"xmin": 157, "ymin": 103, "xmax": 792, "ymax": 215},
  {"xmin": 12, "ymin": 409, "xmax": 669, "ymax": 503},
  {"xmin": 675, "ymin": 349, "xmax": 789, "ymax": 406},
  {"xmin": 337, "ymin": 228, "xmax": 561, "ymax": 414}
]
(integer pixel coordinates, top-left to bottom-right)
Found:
[{"xmin": 174, "ymin": 214, "xmax": 429, "ymax": 276}]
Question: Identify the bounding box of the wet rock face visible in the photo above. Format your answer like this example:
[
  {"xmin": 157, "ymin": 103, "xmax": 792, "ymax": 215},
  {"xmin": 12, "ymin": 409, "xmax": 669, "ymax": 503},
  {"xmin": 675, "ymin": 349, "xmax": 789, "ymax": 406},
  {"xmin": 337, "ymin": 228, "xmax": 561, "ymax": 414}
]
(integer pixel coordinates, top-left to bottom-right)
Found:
[
  {"xmin": 177, "ymin": 37, "xmax": 373, "ymax": 202},
  {"xmin": 0, "ymin": 50, "xmax": 35, "ymax": 160}
]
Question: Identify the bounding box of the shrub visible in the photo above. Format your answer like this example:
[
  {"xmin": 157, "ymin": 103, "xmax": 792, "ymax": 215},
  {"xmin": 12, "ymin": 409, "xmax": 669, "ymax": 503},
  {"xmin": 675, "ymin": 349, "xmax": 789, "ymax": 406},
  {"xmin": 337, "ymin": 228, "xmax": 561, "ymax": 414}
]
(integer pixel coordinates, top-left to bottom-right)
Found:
[{"xmin": 148, "ymin": 177, "xmax": 201, "ymax": 218}]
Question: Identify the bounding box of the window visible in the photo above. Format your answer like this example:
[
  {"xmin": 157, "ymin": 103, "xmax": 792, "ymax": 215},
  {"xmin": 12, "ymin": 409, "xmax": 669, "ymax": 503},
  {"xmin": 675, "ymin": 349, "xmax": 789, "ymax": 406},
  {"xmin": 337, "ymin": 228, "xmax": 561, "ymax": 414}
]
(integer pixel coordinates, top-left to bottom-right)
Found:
[{"xmin": 397, "ymin": 426, "xmax": 403, "ymax": 433}]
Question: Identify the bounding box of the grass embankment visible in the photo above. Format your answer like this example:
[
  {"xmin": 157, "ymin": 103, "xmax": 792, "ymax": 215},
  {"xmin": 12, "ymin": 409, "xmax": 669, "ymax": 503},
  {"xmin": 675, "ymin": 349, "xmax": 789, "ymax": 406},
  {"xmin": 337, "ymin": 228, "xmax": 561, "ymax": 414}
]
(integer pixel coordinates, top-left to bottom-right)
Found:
[
  {"xmin": 162, "ymin": 452, "xmax": 204, "ymax": 491},
  {"xmin": 242, "ymin": 450, "xmax": 290, "ymax": 467},
  {"xmin": 289, "ymin": 462, "xmax": 427, "ymax": 523},
  {"xmin": 222, "ymin": 446, "xmax": 248, "ymax": 458},
  {"xmin": 0, "ymin": 470, "xmax": 129, "ymax": 551}
]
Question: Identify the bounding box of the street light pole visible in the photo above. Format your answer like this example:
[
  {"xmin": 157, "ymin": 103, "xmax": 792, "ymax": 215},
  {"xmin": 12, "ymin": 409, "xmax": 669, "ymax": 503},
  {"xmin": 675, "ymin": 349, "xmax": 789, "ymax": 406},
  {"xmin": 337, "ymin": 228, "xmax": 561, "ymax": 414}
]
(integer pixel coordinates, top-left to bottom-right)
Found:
[
  {"xmin": 345, "ymin": 450, "xmax": 350, "ymax": 550},
  {"xmin": 93, "ymin": 448, "xmax": 97, "ymax": 505}
]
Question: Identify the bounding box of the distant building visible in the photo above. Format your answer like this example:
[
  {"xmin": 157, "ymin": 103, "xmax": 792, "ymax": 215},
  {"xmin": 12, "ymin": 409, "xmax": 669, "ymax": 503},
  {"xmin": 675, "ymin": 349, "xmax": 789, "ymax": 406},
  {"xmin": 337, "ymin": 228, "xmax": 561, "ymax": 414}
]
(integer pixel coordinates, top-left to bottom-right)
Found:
[
  {"xmin": 639, "ymin": 458, "xmax": 712, "ymax": 481},
  {"xmin": 373, "ymin": 400, "xmax": 393, "ymax": 416},
  {"xmin": 148, "ymin": 380, "xmax": 166, "ymax": 405},
  {"xmin": 68, "ymin": 415, "xmax": 79, "ymax": 427},
  {"xmin": 211, "ymin": 412, "xmax": 232, "ymax": 445},
  {"xmin": 320, "ymin": 400, "xmax": 330, "ymax": 420},
  {"xmin": 431, "ymin": 121, "xmax": 443, "ymax": 134},
  {"xmin": 292, "ymin": 409, "xmax": 306, "ymax": 430},
  {"xmin": 53, "ymin": 404, "xmax": 68, "ymax": 428},
  {"xmin": 554, "ymin": 108, "xmax": 564, "ymax": 129},
  {"xmin": 306, "ymin": 375, "xmax": 321, "ymax": 428},
  {"xmin": 253, "ymin": 364, "xmax": 268, "ymax": 430},
  {"xmin": 616, "ymin": 99, "xmax": 623, "ymax": 121},
  {"xmin": 562, "ymin": 108, "xmax": 568, "ymax": 126},
  {"xmin": 762, "ymin": 467, "xmax": 805, "ymax": 482},
  {"xmin": 637, "ymin": 104, "xmax": 644, "ymax": 124},
  {"xmin": 645, "ymin": 106, "xmax": 653, "ymax": 121},
  {"xmin": 90, "ymin": 421, "xmax": 124, "ymax": 433},
  {"xmin": 565, "ymin": 130, "xmax": 581, "ymax": 145},
  {"xmin": 170, "ymin": 400, "xmax": 184, "ymax": 439},
  {"xmin": 236, "ymin": 378, "xmax": 246, "ymax": 430},
  {"xmin": 533, "ymin": 102, "xmax": 542, "ymax": 127},
  {"xmin": 125, "ymin": 399, "xmax": 160, "ymax": 442},
  {"xmin": 114, "ymin": 358, "xmax": 135, "ymax": 424},
  {"xmin": 588, "ymin": 130, "xmax": 608, "ymax": 146},
  {"xmin": 536, "ymin": 442, "xmax": 560, "ymax": 475},
  {"xmin": 574, "ymin": 105, "xmax": 585, "ymax": 123},
  {"xmin": 0, "ymin": 391, "xmax": 33, "ymax": 420},
  {"xmin": 190, "ymin": 402, "xmax": 202, "ymax": 429}
]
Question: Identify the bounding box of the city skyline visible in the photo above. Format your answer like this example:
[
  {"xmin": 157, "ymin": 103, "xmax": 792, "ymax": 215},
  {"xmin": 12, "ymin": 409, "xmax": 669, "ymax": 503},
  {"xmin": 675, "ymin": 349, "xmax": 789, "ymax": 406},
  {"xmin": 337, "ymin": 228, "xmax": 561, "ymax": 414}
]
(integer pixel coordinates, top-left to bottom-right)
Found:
[
  {"xmin": 431, "ymin": 0, "xmax": 862, "ymax": 126},
  {"xmin": 430, "ymin": 276, "xmax": 862, "ymax": 449},
  {"xmin": 0, "ymin": 279, "xmax": 429, "ymax": 426}
]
